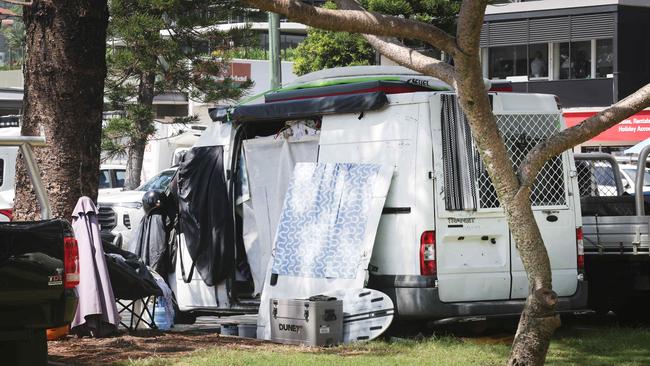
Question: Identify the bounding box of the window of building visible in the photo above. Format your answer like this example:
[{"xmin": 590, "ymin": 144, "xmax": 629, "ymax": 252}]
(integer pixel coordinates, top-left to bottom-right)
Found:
[
  {"xmin": 596, "ymin": 39, "xmax": 613, "ymax": 78},
  {"xmin": 571, "ymin": 41, "xmax": 591, "ymax": 79},
  {"xmin": 484, "ymin": 38, "xmax": 613, "ymax": 81},
  {"xmin": 529, "ymin": 43, "xmax": 548, "ymax": 79},
  {"xmin": 555, "ymin": 41, "xmax": 596, "ymax": 80},
  {"xmin": 488, "ymin": 45, "xmax": 527, "ymax": 80}
]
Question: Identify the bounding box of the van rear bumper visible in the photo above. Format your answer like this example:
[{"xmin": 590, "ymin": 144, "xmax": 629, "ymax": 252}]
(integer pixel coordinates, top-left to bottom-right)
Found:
[{"xmin": 368, "ymin": 275, "xmax": 588, "ymax": 320}]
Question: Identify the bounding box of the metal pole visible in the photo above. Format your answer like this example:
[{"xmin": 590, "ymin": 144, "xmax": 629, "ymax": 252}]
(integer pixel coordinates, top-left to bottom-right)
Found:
[
  {"xmin": 268, "ymin": 12, "xmax": 282, "ymax": 89},
  {"xmin": 0, "ymin": 136, "xmax": 51, "ymax": 220},
  {"xmin": 20, "ymin": 143, "xmax": 51, "ymax": 220},
  {"xmin": 574, "ymin": 153, "xmax": 625, "ymax": 196},
  {"xmin": 635, "ymin": 145, "xmax": 650, "ymax": 217}
]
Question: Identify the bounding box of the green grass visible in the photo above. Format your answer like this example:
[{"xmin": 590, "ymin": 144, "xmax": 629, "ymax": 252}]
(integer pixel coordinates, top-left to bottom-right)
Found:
[{"xmin": 117, "ymin": 326, "xmax": 650, "ymax": 366}]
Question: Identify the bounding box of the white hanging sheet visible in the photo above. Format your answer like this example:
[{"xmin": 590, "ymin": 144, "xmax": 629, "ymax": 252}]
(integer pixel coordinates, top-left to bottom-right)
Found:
[
  {"xmin": 257, "ymin": 162, "xmax": 393, "ymax": 340},
  {"xmin": 242, "ymin": 135, "xmax": 320, "ymax": 295}
]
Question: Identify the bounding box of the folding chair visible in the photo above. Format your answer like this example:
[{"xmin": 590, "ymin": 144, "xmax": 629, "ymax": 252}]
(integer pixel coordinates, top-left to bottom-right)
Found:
[{"xmin": 102, "ymin": 241, "xmax": 163, "ymax": 331}]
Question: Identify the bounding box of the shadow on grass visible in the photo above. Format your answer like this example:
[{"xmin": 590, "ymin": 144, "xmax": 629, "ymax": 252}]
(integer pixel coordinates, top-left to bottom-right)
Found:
[{"xmin": 547, "ymin": 324, "xmax": 650, "ymax": 366}]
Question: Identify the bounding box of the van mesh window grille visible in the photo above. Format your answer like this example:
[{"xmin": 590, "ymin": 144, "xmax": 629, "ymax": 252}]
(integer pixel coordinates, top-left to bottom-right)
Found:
[
  {"xmin": 440, "ymin": 95, "xmax": 566, "ymax": 209},
  {"xmin": 476, "ymin": 114, "xmax": 566, "ymax": 208}
]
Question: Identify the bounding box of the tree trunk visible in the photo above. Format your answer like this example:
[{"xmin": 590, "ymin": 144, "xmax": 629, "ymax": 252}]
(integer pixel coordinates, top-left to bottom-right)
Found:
[
  {"xmin": 13, "ymin": 0, "xmax": 108, "ymax": 221},
  {"xmin": 124, "ymin": 71, "xmax": 156, "ymax": 190},
  {"xmin": 453, "ymin": 53, "xmax": 559, "ymax": 366},
  {"xmin": 125, "ymin": 136, "xmax": 146, "ymax": 190}
]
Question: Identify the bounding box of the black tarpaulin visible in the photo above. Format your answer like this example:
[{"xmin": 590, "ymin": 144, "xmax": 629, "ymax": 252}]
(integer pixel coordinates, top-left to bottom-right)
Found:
[
  {"xmin": 176, "ymin": 145, "xmax": 234, "ymax": 286},
  {"xmin": 231, "ymin": 91, "xmax": 388, "ymax": 123},
  {"xmin": 129, "ymin": 207, "xmax": 171, "ymax": 276}
]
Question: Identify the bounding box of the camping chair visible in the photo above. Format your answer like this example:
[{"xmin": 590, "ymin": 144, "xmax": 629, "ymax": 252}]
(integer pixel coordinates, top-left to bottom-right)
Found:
[{"xmin": 102, "ymin": 241, "xmax": 163, "ymax": 331}]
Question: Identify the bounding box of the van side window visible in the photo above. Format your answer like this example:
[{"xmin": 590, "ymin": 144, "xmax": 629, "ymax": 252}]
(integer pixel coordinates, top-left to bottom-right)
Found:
[
  {"xmin": 489, "ymin": 114, "xmax": 566, "ymax": 208},
  {"xmin": 440, "ymin": 95, "xmax": 566, "ymax": 210},
  {"xmin": 0, "ymin": 159, "xmax": 3, "ymax": 188}
]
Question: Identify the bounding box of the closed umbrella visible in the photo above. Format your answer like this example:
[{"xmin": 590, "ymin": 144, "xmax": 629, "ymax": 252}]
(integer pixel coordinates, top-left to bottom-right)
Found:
[{"xmin": 71, "ymin": 197, "xmax": 120, "ymax": 337}]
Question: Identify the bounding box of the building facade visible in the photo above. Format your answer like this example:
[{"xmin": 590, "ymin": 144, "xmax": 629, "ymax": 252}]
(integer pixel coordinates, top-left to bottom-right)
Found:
[{"xmin": 481, "ymin": 0, "xmax": 650, "ymax": 152}]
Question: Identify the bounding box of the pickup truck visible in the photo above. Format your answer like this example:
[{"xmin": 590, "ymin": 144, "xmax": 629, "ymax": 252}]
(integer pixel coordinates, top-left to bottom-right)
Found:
[
  {"xmin": 0, "ymin": 135, "xmax": 80, "ymax": 366},
  {"xmin": 575, "ymin": 152, "xmax": 650, "ymax": 322}
]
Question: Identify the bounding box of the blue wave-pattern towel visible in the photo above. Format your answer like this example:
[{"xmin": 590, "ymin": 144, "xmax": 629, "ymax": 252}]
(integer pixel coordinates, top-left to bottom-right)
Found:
[{"xmin": 271, "ymin": 162, "xmax": 382, "ymax": 279}]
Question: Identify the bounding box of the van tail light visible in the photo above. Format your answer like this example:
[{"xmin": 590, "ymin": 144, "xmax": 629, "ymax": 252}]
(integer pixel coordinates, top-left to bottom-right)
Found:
[
  {"xmin": 576, "ymin": 227, "xmax": 584, "ymax": 272},
  {"xmin": 63, "ymin": 236, "xmax": 80, "ymax": 289},
  {"xmin": 420, "ymin": 231, "xmax": 437, "ymax": 276},
  {"xmin": 0, "ymin": 208, "xmax": 12, "ymax": 221}
]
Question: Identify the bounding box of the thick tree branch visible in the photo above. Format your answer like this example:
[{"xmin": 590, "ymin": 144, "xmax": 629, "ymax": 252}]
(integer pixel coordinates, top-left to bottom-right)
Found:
[
  {"xmin": 362, "ymin": 35, "xmax": 456, "ymax": 87},
  {"xmin": 242, "ymin": 0, "xmax": 459, "ymax": 56},
  {"xmin": 456, "ymin": 0, "xmax": 488, "ymax": 55},
  {"xmin": 519, "ymin": 83, "xmax": 650, "ymax": 188}
]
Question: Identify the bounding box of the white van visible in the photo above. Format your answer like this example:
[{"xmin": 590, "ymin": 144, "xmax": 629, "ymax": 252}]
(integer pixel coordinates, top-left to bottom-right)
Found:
[
  {"xmin": 176, "ymin": 66, "xmax": 587, "ymax": 321},
  {"xmin": 318, "ymin": 88, "xmax": 585, "ymax": 319}
]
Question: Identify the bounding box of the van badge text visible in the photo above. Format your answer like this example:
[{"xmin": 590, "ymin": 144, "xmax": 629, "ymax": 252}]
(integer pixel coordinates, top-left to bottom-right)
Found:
[
  {"xmin": 448, "ymin": 218, "xmax": 475, "ymax": 224},
  {"xmin": 407, "ymin": 78, "xmax": 430, "ymax": 87}
]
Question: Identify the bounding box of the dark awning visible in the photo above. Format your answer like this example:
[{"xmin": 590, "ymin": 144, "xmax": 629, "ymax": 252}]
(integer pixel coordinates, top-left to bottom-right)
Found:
[{"xmin": 231, "ymin": 91, "xmax": 388, "ymax": 123}]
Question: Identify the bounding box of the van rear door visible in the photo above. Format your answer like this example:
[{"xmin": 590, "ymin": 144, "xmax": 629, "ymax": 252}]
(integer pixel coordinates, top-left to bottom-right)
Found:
[
  {"xmin": 432, "ymin": 94, "xmax": 512, "ymax": 302},
  {"xmin": 497, "ymin": 109, "xmax": 578, "ymax": 299}
]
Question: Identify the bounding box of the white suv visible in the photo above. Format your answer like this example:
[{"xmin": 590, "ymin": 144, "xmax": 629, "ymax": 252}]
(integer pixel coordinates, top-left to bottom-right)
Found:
[
  {"xmin": 0, "ymin": 164, "xmax": 126, "ymax": 222},
  {"xmin": 97, "ymin": 167, "xmax": 177, "ymax": 246}
]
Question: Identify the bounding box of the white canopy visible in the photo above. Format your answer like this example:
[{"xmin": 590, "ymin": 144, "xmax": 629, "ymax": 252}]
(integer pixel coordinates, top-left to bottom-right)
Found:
[{"xmin": 624, "ymin": 137, "xmax": 650, "ymax": 154}]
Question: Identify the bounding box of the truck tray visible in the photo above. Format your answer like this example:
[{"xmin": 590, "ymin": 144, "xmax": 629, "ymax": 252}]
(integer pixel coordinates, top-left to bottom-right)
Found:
[{"xmin": 583, "ymin": 215, "xmax": 650, "ymax": 254}]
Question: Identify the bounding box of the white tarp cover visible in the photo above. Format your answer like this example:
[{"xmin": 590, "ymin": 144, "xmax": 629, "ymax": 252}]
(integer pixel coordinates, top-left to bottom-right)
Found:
[
  {"xmin": 624, "ymin": 137, "xmax": 650, "ymax": 155},
  {"xmin": 242, "ymin": 135, "xmax": 319, "ymax": 294},
  {"xmin": 257, "ymin": 162, "xmax": 393, "ymax": 340}
]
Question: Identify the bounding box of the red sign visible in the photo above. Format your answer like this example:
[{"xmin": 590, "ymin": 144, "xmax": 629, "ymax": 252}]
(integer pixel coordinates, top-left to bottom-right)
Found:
[
  {"xmin": 228, "ymin": 62, "xmax": 251, "ymax": 83},
  {"xmin": 564, "ymin": 110, "xmax": 650, "ymax": 142},
  {"xmin": 216, "ymin": 62, "xmax": 252, "ymax": 83}
]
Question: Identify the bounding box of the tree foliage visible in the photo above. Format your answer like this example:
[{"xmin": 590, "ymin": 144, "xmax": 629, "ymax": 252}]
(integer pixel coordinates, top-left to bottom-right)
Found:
[
  {"xmin": 105, "ymin": 0, "xmax": 255, "ymax": 187},
  {"xmin": 293, "ymin": 25, "xmax": 375, "ymax": 75},
  {"xmin": 293, "ymin": 0, "xmax": 461, "ymax": 75},
  {"xmin": 0, "ymin": 5, "xmax": 25, "ymax": 67}
]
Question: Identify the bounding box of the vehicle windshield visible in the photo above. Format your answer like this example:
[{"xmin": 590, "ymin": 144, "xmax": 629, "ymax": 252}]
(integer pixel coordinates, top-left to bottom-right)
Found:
[
  {"xmin": 136, "ymin": 170, "xmax": 176, "ymax": 191},
  {"xmin": 98, "ymin": 170, "xmax": 111, "ymax": 189},
  {"xmin": 622, "ymin": 168, "xmax": 650, "ymax": 187}
]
